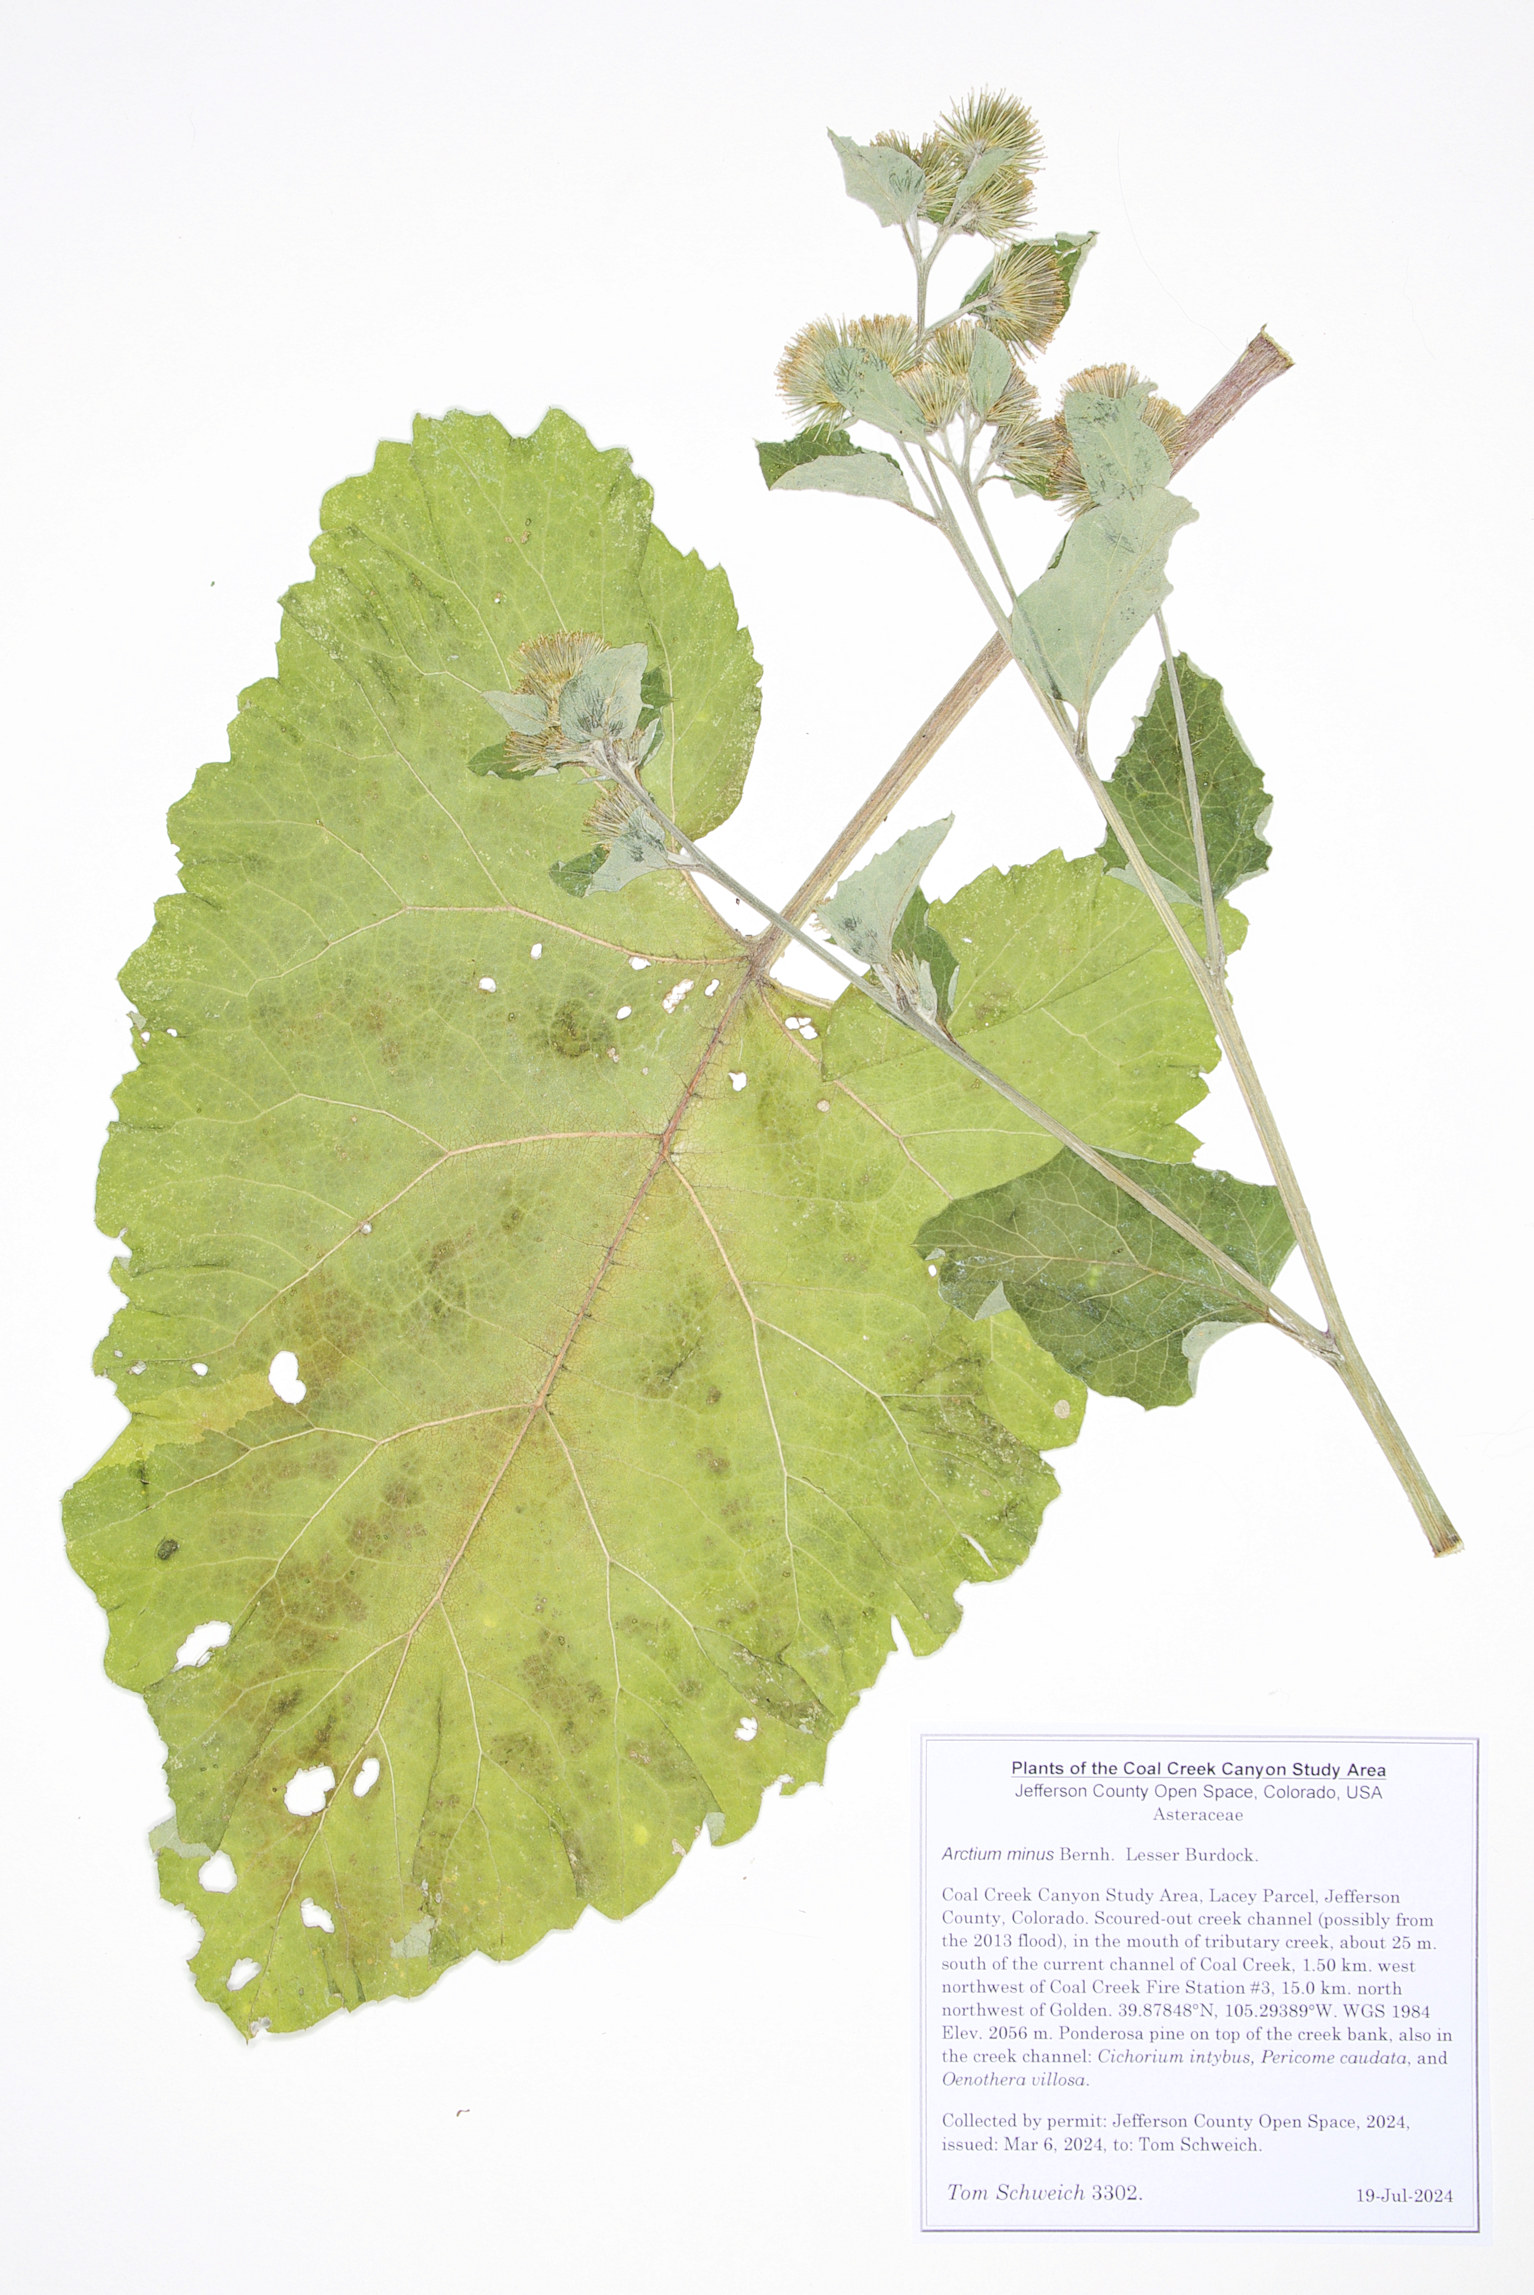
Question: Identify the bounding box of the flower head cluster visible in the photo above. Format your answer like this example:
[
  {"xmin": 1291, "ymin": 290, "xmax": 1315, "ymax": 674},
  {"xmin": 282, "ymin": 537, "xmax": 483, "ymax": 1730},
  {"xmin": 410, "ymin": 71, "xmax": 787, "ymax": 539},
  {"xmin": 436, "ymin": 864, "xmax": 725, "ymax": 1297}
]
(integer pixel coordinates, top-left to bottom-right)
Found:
[
  {"xmin": 872, "ymin": 90, "xmax": 1043, "ymax": 239},
  {"xmin": 775, "ymin": 90, "xmax": 1084, "ymax": 492}
]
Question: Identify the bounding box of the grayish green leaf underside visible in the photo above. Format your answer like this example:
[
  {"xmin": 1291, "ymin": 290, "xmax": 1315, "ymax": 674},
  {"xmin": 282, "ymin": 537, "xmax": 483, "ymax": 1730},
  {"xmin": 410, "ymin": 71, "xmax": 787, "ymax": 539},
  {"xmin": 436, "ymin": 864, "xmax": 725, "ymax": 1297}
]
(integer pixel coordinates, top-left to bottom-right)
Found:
[
  {"xmin": 1010, "ymin": 486, "xmax": 1199, "ymax": 713},
  {"xmin": 63, "ymin": 410, "xmax": 1135, "ymax": 2038},
  {"xmin": 917, "ymin": 1158, "xmax": 1294, "ymax": 1409},
  {"xmin": 584, "ymin": 811, "xmax": 671, "ymax": 893},
  {"xmin": 828, "ymin": 130, "xmax": 926, "ymax": 226},
  {"xmin": 816, "ymin": 818, "xmax": 953, "ymax": 971},
  {"xmin": 770, "ymin": 452, "xmax": 915, "ymax": 508},
  {"xmin": 1062, "ymin": 387, "xmax": 1171, "ymax": 503},
  {"xmin": 966, "ymin": 328, "xmax": 1014, "ymax": 420},
  {"xmin": 1099, "ymin": 656, "xmax": 1274, "ymax": 902},
  {"xmin": 819, "ymin": 345, "xmax": 927, "ymax": 441}
]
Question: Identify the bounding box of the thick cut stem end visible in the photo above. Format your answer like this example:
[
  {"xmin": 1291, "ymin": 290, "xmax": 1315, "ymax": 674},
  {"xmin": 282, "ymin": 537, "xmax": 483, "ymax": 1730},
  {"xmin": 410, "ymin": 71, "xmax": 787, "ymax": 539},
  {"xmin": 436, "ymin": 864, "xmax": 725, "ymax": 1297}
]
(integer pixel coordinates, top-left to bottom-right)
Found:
[{"xmin": 1330, "ymin": 1347, "xmax": 1463, "ymax": 1558}]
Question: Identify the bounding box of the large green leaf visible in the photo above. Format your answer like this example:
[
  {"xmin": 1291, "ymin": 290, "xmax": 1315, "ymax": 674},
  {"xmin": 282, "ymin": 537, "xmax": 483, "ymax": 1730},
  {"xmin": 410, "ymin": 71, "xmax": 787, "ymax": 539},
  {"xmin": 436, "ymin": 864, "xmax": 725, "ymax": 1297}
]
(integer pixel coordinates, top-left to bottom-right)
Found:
[
  {"xmin": 66, "ymin": 410, "xmax": 1096, "ymax": 2035},
  {"xmin": 916, "ymin": 1156, "xmax": 1294, "ymax": 1408},
  {"xmin": 1099, "ymin": 654, "xmax": 1274, "ymax": 902}
]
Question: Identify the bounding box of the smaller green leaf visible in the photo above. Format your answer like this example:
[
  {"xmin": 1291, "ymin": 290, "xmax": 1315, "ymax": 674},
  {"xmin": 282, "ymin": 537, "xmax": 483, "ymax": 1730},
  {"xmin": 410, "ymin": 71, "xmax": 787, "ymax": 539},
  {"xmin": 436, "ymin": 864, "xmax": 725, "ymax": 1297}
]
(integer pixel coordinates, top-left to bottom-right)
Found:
[
  {"xmin": 892, "ymin": 889, "xmax": 959, "ymax": 1022},
  {"xmin": 917, "ymin": 1155, "xmax": 1294, "ymax": 1408},
  {"xmin": 559, "ymin": 643, "xmax": 647, "ymax": 743},
  {"xmin": 1100, "ymin": 656, "xmax": 1273, "ymax": 902},
  {"xmin": 757, "ymin": 426, "xmax": 858, "ymax": 487},
  {"xmin": 639, "ymin": 665, "xmax": 671, "ymax": 711},
  {"xmin": 548, "ymin": 845, "xmax": 610, "ymax": 897},
  {"xmin": 816, "ymin": 817, "xmax": 953, "ymax": 971},
  {"xmin": 467, "ymin": 740, "xmax": 515, "ymax": 776},
  {"xmin": 770, "ymin": 452, "xmax": 914, "ymax": 508},
  {"xmin": 823, "ymin": 346, "xmax": 927, "ymax": 441},
  {"xmin": 1043, "ymin": 230, "xmax": 1096, "ymax": 302},
  {"xmin": 828, "ymin": 129, "xmax": 927, "ymax": 225},
  {"xmin": 1062, "ymin": 387, "xmax": 1171, "ymax": 503},
  {"xmin": 482, "ymin": 688, "xmax": 549, "ymax": 735},
  {"xmin": 1010, "ymin": 488, "xmax": 1198, "ymax": 713},
  {"xmin": 967, "ymin": 326, "xmax": 1014, "ymax": 420}
]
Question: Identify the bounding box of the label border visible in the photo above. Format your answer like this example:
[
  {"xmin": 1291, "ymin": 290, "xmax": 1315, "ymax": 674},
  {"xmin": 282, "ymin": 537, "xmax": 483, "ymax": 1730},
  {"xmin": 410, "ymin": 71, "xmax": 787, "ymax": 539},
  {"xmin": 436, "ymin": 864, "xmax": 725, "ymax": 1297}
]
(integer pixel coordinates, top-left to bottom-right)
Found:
[{"xmin": 918, "ymin": 1732, "xmax": 1481, "ymax": 2237}]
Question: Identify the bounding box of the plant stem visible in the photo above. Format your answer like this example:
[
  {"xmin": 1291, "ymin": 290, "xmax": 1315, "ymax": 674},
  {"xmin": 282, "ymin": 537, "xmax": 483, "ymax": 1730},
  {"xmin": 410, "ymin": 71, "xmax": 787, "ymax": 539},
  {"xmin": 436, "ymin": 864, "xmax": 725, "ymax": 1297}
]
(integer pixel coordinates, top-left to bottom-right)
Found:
[
  {"xmin": 1047, "ymin": 708, "xmax": 1459, "ymax": 1553},
  {"xmin": 1136, "ymin": 630, "xmax": 1458, "ymax": 1544},
  {"xmin": 769, "ymin": 324, "xmax": 1457, "ymax": 1546},
  {"xmin": 894, "ymin": 343, "xmax": 1458, "ymax": 1551},
  {"xmin": 1154, "ymin": 610, "xmax": 1225, "ymax": 989},
  {"xmin": 956, "ymin": 461, "xmax": 1018, "ymax": 603},
  {"xmin": 916, "ymin": 444, "xmax": 1013, "ymax": 637}
]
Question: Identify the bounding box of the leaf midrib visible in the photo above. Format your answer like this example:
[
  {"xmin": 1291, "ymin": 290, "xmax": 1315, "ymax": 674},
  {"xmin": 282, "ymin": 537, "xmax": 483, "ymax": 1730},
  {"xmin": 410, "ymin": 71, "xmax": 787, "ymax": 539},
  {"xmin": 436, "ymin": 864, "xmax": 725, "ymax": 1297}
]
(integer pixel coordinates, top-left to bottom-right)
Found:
[{"xmin": 245, "ymin": 924, "xmax": 773, "ymax": 1929}]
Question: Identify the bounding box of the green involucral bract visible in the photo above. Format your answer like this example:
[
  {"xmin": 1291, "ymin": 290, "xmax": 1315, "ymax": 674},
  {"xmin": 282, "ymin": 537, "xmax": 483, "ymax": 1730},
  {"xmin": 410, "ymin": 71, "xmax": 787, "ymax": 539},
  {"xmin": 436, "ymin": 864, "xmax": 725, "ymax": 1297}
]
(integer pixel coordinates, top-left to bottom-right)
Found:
[
  {"xmin": 1099, "ymin": 655, "xmax": 1274, "ymax": 903},
  {"xmin": 65, "ymin": 409, "xmax": 1135, "ymax": 2036},
  {"xmin": 754, "ymin": 426, "xmax": 860, "ymax": 487}
]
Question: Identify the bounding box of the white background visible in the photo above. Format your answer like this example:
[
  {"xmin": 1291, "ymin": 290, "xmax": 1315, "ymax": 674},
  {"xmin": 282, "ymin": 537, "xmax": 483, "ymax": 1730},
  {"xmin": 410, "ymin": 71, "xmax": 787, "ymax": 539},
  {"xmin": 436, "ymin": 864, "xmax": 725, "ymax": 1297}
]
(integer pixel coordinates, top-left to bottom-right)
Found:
[{"xmin": 2, "ymin": 2, "xmax": 1530, "ymax": 2289}]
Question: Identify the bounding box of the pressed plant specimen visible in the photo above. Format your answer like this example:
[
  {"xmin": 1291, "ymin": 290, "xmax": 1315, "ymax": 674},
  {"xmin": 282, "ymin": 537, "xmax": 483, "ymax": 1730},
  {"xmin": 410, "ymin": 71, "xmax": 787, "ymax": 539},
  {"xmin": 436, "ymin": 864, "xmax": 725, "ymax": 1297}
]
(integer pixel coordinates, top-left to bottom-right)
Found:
[{"xmin": 66, "ymin": 91, "xmax": 1458, "ymax": 2035}]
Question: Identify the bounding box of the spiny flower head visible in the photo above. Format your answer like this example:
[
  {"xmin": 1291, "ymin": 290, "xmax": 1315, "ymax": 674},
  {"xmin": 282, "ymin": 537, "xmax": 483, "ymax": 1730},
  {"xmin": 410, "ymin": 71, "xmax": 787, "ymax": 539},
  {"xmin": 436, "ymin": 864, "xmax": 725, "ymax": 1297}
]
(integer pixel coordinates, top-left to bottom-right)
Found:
[
  {"xmin": 845, "ymin": 313, "xmax": 920, "ymax": 372},
  {"xmin": 938, "ymin": 90, "xmax": 1043, "ymax": 178},
  {"xmin": 927, "ymin": 89, "xmax": 1041, "ymax": 236},
  {"xmin": 987, "ymin": 369, "xmax": 1056, "ymax": 488},
  {"xmin": 776, "ymin": 313, "xmax": 918, "ymax": 426},
  {"xmin": 517, "ymin": 631, "xmax": 608, "ymax": 702},
  {"xmin": 925, "ymin": 321, "xmax": 980, "ymax": 382},
  {"xmin": 969, "ymin": 240, "xmax": 1065, "ymax": 354},
  {"xmin": 1042, "ymin": 364, "xmax": 1187, "ymax": 512},
  {"xmin": 922, "ymin": 324, "xmax": 1049, "ymax": 439},
  {"xmin": 901, "ymin": 361, "xmax": 965, "ymax": 431}
]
